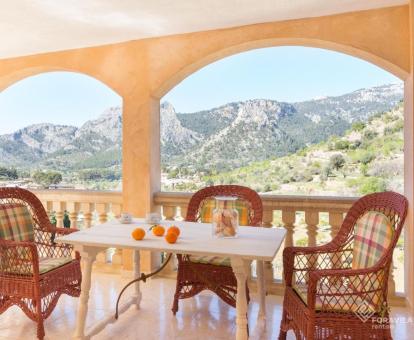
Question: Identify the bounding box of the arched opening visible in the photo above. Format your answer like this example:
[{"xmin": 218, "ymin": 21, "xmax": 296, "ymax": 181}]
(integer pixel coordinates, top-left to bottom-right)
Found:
[
  {"xmin": 160, "ymin": 46, "xmax": 405, "ymax": 290},
  {"xmin": 0, "ymin": 71, "xmax": 123, "ymax": 191}
]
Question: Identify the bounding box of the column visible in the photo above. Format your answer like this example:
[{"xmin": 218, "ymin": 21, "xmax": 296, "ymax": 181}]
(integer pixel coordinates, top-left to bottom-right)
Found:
[{"xmin": 122, "ymin": 96, "xmax": 161, "ymax": 272}]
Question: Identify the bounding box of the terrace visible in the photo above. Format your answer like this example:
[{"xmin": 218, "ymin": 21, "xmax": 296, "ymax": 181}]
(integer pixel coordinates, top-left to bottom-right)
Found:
[{"xmin": 1, "ymin": 1, "xmax": 414, "ymax": 340}]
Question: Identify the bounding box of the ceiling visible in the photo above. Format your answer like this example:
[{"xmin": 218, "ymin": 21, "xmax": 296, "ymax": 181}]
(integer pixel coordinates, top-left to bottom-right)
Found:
[{"xmin": 0, "ymin": 0, "xmax": 407, "ymax": 60}]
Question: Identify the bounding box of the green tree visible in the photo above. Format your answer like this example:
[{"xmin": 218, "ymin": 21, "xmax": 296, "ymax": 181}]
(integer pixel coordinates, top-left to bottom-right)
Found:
[
  {"xmin": 351, "ymin": 121, "xmax": 365, "ymax": 131},
  {"xmin": 334, "ymin": 140, "xmax": 350, "ymax": 150},
  {"xmin": 329, "ymin": 154, "xmax": 346, "ymax": 171},
  {"xmin": 33, "ymin": 170, "xmax": 63, "ymax": 188},
  {"xmin": 0, "ymin": 167, "xmax": 18, "ymax": 180},
  {"xmin": 359, "ymin": 177, "xmax": 387, "ymax": 195}
]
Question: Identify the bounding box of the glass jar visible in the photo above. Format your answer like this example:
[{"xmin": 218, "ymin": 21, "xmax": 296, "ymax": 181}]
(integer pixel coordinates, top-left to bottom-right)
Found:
[{"xmin": 212, "ymin": 196, "xmax": 239, "ymax": 238}]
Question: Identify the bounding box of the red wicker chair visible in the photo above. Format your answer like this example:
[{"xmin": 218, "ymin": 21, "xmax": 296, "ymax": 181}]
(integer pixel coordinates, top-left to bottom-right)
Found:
[
  {"xmin": 0, "ymin": 188, "xmax": 81, "ymax": 339},
  {"xmin": 171, "ymin": 185, "xmax": 263, "ymax": 314},
  {"xmin": 279, "ymin": 191, "xmax": 408, "ymax": 340}
]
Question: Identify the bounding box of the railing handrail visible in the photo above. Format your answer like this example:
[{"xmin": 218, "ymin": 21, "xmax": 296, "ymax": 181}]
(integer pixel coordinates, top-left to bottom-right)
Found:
[
  {"xmin": 154, "ymin": 191, "xmax": 357, "ymax": 211},
  {"xmin": 31, "ymin": 189, "xmax": 122, "ymax": 204}
]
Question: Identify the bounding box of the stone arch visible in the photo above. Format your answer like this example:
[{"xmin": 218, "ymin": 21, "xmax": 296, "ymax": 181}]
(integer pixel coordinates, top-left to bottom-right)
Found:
[
  {"xmin": 154, "ymin": 37, "xmax": 408, "ymax": 99},
  {"xmin": 0, "ymin": 66, "xmax": 122, "ymax": 97}
]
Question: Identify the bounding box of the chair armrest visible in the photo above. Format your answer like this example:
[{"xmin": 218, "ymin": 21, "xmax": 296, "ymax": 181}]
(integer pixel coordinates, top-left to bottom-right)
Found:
[
  {"xmin": 36, "ymin": 227, "xmax": 80, "ymax": 260},
  {"xmin": 0, "ymin": 240, "xmax": 40, "ymax": 277},
  {"xmin": 306, "ymin": 265, "xmax": 387, "ymax": 313},
  {"xmin": 54, "ymin": 227, "xmax": 79, "ymax": 235},
  {"xmin": 283, "ymin": 242, "xmax": 352, "ymax": 286}
]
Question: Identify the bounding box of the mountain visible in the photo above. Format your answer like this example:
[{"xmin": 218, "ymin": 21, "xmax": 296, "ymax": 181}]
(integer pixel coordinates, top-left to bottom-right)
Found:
[
  {"xmin": 0, "ymin": 107, "xmax": 122, "ymax": 170},
  {"xmin": 194, "ymin": 103, "xmax": 404, "ymax": 196},
  {"xmin": 165, "ymin": 83, "xmax": 403, "ymax": 170},
  {"xmin": 0, "ymin": 83, "xmax": 403, "ymax": 175}
]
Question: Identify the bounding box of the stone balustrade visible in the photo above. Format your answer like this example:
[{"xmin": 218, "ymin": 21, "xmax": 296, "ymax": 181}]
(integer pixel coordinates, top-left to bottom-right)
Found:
[
  {"xmin": 29, "ymin": 189, "xmax": 404, "ymax": 305},
  {"xmin": 154, "ymin": 191, "xmax": 405, "ymax": 305},
  {"xmin": 32, "ymin": 189, "xmax": 123, "ymax": 267}
]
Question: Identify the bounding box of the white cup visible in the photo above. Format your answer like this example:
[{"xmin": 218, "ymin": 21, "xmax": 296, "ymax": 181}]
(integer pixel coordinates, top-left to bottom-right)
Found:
[
  {"xmin": 145, "ymin": 212, "xmax": 161, "ymax": 224},
  {"xmin": 120, "ymin": 212, "xmax": 133, "ymax": 224}
]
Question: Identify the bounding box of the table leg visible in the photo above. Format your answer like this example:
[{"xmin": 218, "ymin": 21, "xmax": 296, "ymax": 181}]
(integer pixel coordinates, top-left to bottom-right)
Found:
[
  {"xmin": 231, "ymin": 257, "xmax": 249, "ymax": 340},
  {"xmin": 256, "ymin": 260, "xmax": 266, "ymax": 319},
  {"xmin": 132, "ymin": 250, "xmax": 142, "ymax": 309},
  {"xmin": 73, "ymin": 247, "xmax": 98, "ymax": 340}
]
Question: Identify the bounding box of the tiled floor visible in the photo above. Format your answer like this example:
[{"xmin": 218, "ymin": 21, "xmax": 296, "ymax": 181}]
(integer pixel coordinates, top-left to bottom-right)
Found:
[{"xmin": 0, "ymin": 272, "xmax": 412, "ymax": 339}]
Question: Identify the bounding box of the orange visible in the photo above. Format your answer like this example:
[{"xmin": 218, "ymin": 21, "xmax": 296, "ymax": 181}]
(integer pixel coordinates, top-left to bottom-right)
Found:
[
  {"xmin": 131, "ymin": 228, "xmax": 145, "ymax": 240},
  {"xmin": 165, "ymin": 232, "xmax": 178, "ymax": 244},
  {"xmin": 167, "ymin": 226, "xmax": 180, "ymax": 237},
  {"xmin": 151, "ymin": 225, "xmax": 165, "ymax": 237}
]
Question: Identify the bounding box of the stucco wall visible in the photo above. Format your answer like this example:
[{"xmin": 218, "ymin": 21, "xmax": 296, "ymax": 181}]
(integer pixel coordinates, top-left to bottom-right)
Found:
[{"xmin": 0, "ymin": 6, "xmax": 412, "ymax": 280}]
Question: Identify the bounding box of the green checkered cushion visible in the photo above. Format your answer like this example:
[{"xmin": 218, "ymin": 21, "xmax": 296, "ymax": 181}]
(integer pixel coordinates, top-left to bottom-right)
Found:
[
  {"xmin": 188, "ymin": 255, "xmax": 231, "ymax": 267},
  {"xmin": 200, "ymin": 198, "xmax": 250, "ymax": 226},
  {"xmin": 0, "ymin": 204, "xmax": 34, "ymax": 242},
  {"xmin": 352, "ymin": 211, "xmax": 393, "ymax": 270}
]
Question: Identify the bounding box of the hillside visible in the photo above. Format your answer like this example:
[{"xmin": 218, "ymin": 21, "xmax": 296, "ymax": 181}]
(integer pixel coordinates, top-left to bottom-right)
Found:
[
  {"xmin": 165, "ymin": 83, "xmax": 403, "ymax": 171},
  {"xmin": 0, "ymin": 83, "xmax": 404, "ymax": 191},
  {"xmin": 165, "ymin": 103, "xmax": 404, "ymax": 196}
]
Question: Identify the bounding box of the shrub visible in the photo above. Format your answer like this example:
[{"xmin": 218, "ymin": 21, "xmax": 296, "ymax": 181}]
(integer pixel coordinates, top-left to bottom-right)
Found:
[
  {"xmin": 359, "ymin": 177, "xmax": 387, "ymax": 195},
  {"xmin": 33, "ymin": 170, "xmax": 62, "ymax": 188},
  {"xmin": 359, "ymin": 152, "xmax": 376, "ymax": 165},
  {"xmin": 351, "ymin": 121, "xmax": 365, "ymax": 131},
  {"xmin": 334, "ymin": 140, "xmax": 350, "ymax": 150},
  {"xmin": 0, "ymin": 167, "xmax": 18, "ymax": 180},
  {"xmin": 363, "ymin": 130, "xmax": 378, "ymax": 140},
  {"xmin": 329, "ymin": 154, "xmax": 346, "ymax": 171},
  {"xmin": 383, "ymin": 126, "xmax": 394, "ymax": 135}
]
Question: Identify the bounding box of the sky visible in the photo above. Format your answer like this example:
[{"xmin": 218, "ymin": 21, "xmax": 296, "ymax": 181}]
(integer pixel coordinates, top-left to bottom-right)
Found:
[{"xmin": 0, "ymin": 46, "xmax": 401, "ymax": 134}]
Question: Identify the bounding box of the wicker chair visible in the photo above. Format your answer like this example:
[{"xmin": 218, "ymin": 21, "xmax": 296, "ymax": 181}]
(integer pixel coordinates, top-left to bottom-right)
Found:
[
  {"xmin": 171, "ymin": 185, "xmax": 263, "ymax": 314},
  {"xmin": 0, "ymin": 188, "xmax": 81, "ymax": 339},
  {"xmin": 279, "ymin": 191, "xmax": 408, "ymax": 340}
]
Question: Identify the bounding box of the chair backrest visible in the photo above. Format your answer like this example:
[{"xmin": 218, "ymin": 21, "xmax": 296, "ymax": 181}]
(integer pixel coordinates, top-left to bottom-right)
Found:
[
  {"xmin": 185, "ymin": 185, "xmax": 263, "ymax": 226},
  {"xmin": 0, "ymin": 187, "xmax": 52, "ymax": 235},
  {"xmin": 335, "ymin": 191, "xmax": 408, "ymax": 268},
  {"xmin": 0, "ymin": 203, "xmax": 34, "ymax": 241}
]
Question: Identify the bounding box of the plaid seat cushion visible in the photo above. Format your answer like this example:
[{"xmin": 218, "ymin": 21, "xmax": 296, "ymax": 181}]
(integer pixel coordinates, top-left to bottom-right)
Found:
[
  {"xmin": 200, "ymin": 198, "xmax": 250, "ymax": 226},
  {"xmin": 188, "ymin": 255, "xmax": 231, "ymax": 267},
  {"xmin": 0, "ymin": 204, "xmax": 34, "ymax": 242},
  {"xmin": 352, "ymin": 211, "xmax": 393, "ymax": 270}
]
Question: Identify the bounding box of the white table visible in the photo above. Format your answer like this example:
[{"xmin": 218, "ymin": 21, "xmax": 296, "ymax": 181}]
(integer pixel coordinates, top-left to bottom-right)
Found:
[{"xmin": 57, "ymin": 219, "xmax": 286, "ymax": 340}]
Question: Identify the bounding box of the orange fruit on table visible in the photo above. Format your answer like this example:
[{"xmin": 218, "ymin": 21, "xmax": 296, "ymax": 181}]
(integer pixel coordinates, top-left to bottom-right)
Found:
[
  {"xmin": 131, "ymin": 228, "xmax": 145, "ymax": 240},
  {"xmin": 167, "ymin": 226, "xmax": 180, "ymax": 237},
  {"xmin": 151, "ymin": 225, "xmax": 165, "ymax": 236},
  {"xmin": 165, "ymin": 232, "xmax": 178, "ymax": 244}
]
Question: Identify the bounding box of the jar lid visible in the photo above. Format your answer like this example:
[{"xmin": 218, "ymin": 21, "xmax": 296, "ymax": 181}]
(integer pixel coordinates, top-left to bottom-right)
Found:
[{"xmin": 214, "ymin": 196, "xmax": 237, "ymax": 201}]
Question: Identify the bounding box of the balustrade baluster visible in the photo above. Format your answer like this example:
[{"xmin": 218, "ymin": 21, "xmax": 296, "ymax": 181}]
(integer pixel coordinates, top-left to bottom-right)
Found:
[
  {"xmin": 111, "ymin": 203, "xmax": 122, "ymax": 219},
  {"xmin": 329, "ymin": 211, "xmax": 343, "ymax": 239},
  {"xmin": 45, "ymin": 201, "xmax": 53, "ymax": 219},
  {"xmin": 179, "ymin": 204, "xmax": 188, "ymax": 220},
  {"xmin": 95, "ymin": 203, "xmax": 109, "ymax": 224},
  {"xmin": 66, "ymin": 202, "xmax": 80, "ymax": 229},
  {"xmin": 262, "ymin": 208, "xmax": 275, "ymax": 284},
  {"xmin": 305, "ymin": 211, "xmax": 319, "ymax": 247},
  {"xmin": 262, "ymin": 209, "xmax": 273, "ymax": 227},
  {"xmin": 163, "ymin": 205, "xmax": 177, "ymax": 221},
  {"xmin": 52, "ymin": 201, "xmax": 66, "ymax": 228},
  {"xmin": 80, "ymin": 203, "xmax": 94, "ymax": 228},
  {"xmin": 94, "ymin": 203, "xmax": 109, "ymax": 264},
  {"xmin": 282, "ymin": 210, "xmax": 295, "ymax": 248}
]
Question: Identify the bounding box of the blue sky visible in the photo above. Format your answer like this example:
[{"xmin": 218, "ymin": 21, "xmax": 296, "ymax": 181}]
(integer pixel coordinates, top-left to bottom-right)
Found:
[{"xmin": 0, "ymin": 46, "xmax": 400, "ymax": 134}]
